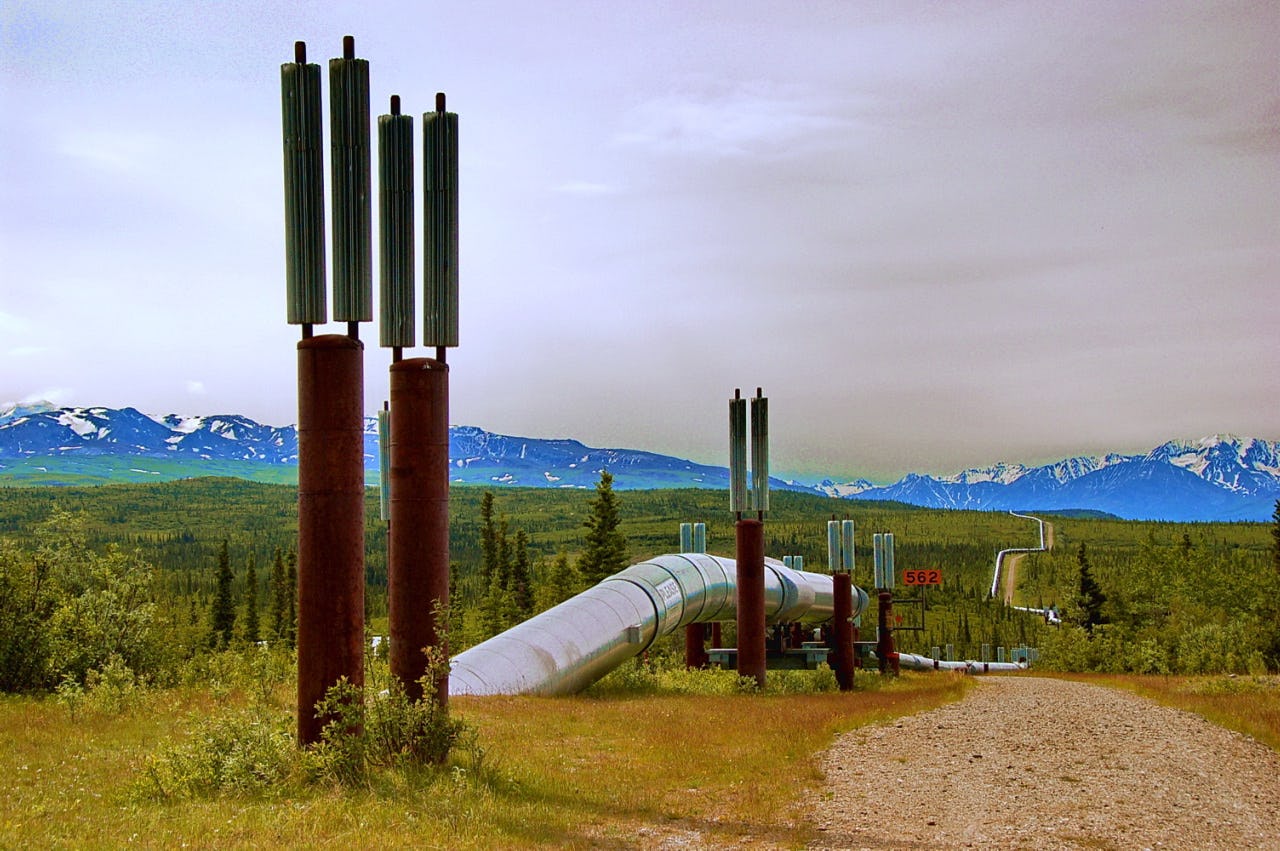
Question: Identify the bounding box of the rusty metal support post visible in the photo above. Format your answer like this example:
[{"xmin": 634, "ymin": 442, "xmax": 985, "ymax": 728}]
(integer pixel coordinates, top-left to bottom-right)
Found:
[
  {"xmin": 388, "ymin": 357, "xmax": 451, "ymax": 706},
  {"xmin": 296, "ymin": 334, "xmax": 366, "ymax": 744},
  {"xmin": 684, "ymin": 623, "xmax": 709, "ymax": 669},
  {"xmin": 832, "ymin": 571, "xmax": 855, "ymax": 691},
  {"xmin": 735, "ymin": 518, "xmax": 766, "ymax": 687},
  {"xmin": 877, "ymin": 591, "xmax": 898, "ymax": 676}
]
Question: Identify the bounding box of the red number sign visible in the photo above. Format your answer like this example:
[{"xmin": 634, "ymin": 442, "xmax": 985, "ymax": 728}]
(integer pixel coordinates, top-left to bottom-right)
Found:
[{"xmin": 902, "ymin": 569, "xmax": 942, "ymax": 586}]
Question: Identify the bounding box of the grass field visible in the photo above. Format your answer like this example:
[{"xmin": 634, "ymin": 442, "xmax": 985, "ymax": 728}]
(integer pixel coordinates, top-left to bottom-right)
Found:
[
  {"xmin": 0, "ymin": 672, "xmax": 970, "ymax": 849},
  {"xmin": 5, "ymin": 666, "xmax": 1280, "ymax": 848}
]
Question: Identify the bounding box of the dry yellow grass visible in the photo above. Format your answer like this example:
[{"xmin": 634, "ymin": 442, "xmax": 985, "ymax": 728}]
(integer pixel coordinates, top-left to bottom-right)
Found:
[{"xmin": 0, "ymin": 673, "xmax": 970, "ymax": 849}]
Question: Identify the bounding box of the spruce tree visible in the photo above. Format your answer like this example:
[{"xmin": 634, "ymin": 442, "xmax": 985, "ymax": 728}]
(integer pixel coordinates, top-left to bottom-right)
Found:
[
  {"xmin": 269, "ymin": 547, "xmax": 288, "ymax": 641},
  {"xmin": 479, "ymin": 491, "xmax": 497, "ymax": 586},
  {"xmin": 209, "ymin": 540, "xmax": 236, "ymax": 647},
  {"xmin": 243, "ymin": 550, "xmax": 259, "ymax": 644},
  {"xmin": 285, "ymin": 549, "xmax": 298, "ymax": 648},
  {"xmin": 510, "ymin": 529, "xmax": 533, "ymax": 621},
  {"xmin": 1272, "ymin": 500, "xmax": 1280, "ymax": 576},
  {"xmin": 578, "ymin": 470, "xmax": 629, "ymax": 586},
  {"xmin": 1075, "ymin": 542, "xmax": 1107, "ymax": 632},
  {"xmin": 535, "ymin": 550, "xmax": 581, "ymax": 612},
  {"xmin": 1265, "ymin": 501, "xmax": 1280, "ymax": 668}
]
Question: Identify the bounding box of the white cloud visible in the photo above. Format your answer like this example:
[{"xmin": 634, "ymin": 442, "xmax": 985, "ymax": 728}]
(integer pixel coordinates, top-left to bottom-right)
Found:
[
  {"xmin": 17, "ymin": 388, "xmax": 74, "ymax": 406},
  {"xmin": 185, "ymin": 380, "xmax": 207, "ymax": 395},
  {"xmin": 616, "ymin": 86, "xmax": 853, "ymax": 158}
]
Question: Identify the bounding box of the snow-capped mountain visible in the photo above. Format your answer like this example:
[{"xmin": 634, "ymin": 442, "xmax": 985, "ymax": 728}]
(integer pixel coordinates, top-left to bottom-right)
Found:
[
  {"xmin": 816, "ymin": 436, "xmax": 1280, "ymax": 522},
  {"xmin": 0, "ymin": 406, "xmax": 299, "ymax": 463},
  {"xmin": 0, "ymin": 404, "xmax": 736, "ymax": 492},
  {"xmin": 0, "ymin": 404, "xmax": 1275, "ymax": 521}
]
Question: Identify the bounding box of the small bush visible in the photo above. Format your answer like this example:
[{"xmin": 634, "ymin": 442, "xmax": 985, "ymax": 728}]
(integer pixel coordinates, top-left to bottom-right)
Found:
[
  {"xmin": 138, "ymin": 656, "xmax": 469, "ymax": 798},
  {"xmin": 587, "ymin": 654, "xmax": 846, "ymax": 697},
  {"xmin": 137, "ymin": 708, "xmax": 296, "ymax": 800},
  {"xmin": 56, "ymin": 654, "xmax": 145, "ymax": 718},
  {"xmin": 304, "ymin": 648, "xmax": 465, "ymax": 785}
]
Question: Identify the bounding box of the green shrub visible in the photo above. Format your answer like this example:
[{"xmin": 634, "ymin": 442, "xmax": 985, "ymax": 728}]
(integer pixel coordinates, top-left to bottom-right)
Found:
[
  {"xmin": 137, "ymin": 708, "xmax": 296, "ymax": 800},
  {"xmin": 55, "ymin": 654, "xmax": 145, "ymax": 718},
  {"xmin": 587, "ymin": 654, "xmax": 845, "ymax": 697},
  {"xmin": 302, "ymin": 667, "xmax": 466, "ymax": 787}
]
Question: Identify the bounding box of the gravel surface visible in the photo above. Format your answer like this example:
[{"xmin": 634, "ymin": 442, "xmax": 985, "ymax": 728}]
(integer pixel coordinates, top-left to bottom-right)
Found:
[{"xmin": 807, "ymin": 676, "xmax": 1280, "ymax": 850}]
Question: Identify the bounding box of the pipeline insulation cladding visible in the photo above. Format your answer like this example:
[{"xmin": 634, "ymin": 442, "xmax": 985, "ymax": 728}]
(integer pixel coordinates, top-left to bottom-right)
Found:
[
  {"xmin": 423, "ymin": 108, "xmax": 459, "ymax": 347},
  {"xmin": 281, "ymin": 57, "xmax": 327, "ymax": 325},
  {"xmin": 329, "ymin": 53, "xmax": 372, "ymax": 323},
  {"xmin": 378, "ymin": 111, "xmax": 415, "ymax": 348}
]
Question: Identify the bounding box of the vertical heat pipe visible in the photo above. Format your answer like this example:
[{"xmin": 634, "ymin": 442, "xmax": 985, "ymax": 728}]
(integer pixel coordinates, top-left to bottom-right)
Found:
[
  {"xmin": 388, "ymin": 357, "xmax": 451, "ymax": 705},
  {"xmin": 296, "ymin": 335, "xmax": 366, "ymax": 743},
  {"xmin": 284, "ymin": 39, "xmax": 366, "ymax": 744},
  {"xmin": 735, "ymin": 519, "xmax": 767, "ymax": 687},
  {"xmin": 832, "ymin": 571, "xmax": 855, "ymax": 690},
  {"xmin": 681, "ymin": 522, "xmax": 708, "ymax": 668}
]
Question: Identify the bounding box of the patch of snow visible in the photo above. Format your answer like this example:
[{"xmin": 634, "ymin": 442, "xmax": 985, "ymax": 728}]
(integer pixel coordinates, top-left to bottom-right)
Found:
[
  {"xmin": 57, "ymin": 411, "xmax": 97, "ymax": 436},
  {"xmin": 170, "ymin": 416, "xmax": 204, "ymax": 434}
]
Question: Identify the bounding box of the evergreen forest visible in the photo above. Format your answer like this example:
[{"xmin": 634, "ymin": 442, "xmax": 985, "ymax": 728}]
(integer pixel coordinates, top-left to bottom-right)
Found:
[{"xmin": 1, "ymin": 477, "xmax": 1276, "ymax": 693}]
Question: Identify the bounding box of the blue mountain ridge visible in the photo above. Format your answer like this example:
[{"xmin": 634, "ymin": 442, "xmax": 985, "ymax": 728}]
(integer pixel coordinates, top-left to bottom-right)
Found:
[{"xmin": 0, "ymin": 404, "xmax": 1276, "ymax": 522}]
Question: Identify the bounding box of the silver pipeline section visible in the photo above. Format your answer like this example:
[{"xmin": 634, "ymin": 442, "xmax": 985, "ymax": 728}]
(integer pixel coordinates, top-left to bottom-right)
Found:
[
  {"xmin": 892, "ymin": 651, "xmax": 1027, "ymax": 674},
  {"xmin": 449, "ymin": 553, "xmax": 870, "ymax": 696}
]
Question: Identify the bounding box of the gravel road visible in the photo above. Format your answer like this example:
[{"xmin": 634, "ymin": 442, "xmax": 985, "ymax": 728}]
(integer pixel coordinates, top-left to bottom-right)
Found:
[{"xmin": 807, "ymin": 676, "xmax": 1280, "ymax": 850}]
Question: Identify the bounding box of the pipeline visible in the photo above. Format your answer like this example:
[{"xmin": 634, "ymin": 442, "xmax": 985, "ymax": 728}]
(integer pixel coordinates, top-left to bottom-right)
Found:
[
  {"xmin": 989, "ymin": 511, "xmax": 1048, "ymax": 599},
  {"xmin": 449, "ymin": 553, "xmax": 869, "ymax": 696},
  {"xmin": 891, "ymin": 651, "xmax": 1027, "ymax": 674}
]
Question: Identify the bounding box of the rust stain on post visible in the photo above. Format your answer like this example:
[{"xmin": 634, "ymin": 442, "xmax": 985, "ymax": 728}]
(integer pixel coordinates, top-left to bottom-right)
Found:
[
  {"xmin": 296, "ymin": 334, "xmax": 366, "ymax": 744},
  {"xmin": 831, "ymin": 572, "xmax": 855, "ymax": 690},
  {"xmin": 877, "ymin": 591, "xmax": 899, "ymax": 676},
  {"xmin": 388, "ymin": 357, "xmax": 451, "ymax": 706},
  {"xmin": 684, "ymin": 623, "xmax": 709, "ymax": 669},
  {"xmin": 735, "ymin": 518, "xmax": 766, "ymax": 688}
]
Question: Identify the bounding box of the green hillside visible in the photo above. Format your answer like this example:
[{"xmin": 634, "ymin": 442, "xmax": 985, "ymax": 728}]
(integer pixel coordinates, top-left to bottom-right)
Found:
[{"xmin": 0, "ymin": 478, "xmax": 1275, "ymax": 680}]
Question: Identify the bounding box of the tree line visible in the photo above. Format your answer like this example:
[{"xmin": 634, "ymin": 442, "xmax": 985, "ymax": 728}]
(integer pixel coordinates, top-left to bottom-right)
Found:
[{"xmin": 1, "ymin": 475, "xmax": 1276, "ymax": 692}]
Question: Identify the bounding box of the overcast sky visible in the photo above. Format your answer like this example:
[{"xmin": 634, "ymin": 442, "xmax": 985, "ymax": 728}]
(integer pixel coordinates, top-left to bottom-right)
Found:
[{"xmin": 1, "ymin": 1, "xmax": 1276, "ymax": 481}]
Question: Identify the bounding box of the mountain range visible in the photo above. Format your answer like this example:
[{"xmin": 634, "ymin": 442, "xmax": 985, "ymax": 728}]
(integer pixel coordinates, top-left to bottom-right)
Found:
[{"xmin": 0, "ymin": 402, "xmax": 1276, "ymax": 522}]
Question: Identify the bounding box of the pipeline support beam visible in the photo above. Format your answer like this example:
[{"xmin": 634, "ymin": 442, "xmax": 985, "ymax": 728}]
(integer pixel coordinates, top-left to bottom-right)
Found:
[
  {"xmin": 832, "ymin": 571, "xmax": 855, "ymax": 690},
  {"xmin": 296, "ymin": 335, "xmax": 366, "ymax": 743},
  {"xmin": 388, "ymin": 357, "xmax": 451, "ymax": 706},
  {"xmin": 735, "ymin": 518, "xmax": 767, "ymax": 687}
]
